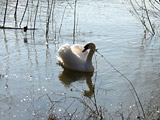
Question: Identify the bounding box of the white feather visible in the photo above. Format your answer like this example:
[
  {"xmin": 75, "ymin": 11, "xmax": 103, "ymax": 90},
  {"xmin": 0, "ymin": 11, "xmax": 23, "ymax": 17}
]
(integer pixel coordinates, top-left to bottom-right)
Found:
[{"xmin": 57, "ymin": 43, "xmax": 95, "ymax": 72}]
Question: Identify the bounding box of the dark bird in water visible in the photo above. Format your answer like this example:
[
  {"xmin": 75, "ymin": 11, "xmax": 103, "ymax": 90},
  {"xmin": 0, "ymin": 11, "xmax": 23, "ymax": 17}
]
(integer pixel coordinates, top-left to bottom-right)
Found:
[{"xmin": 24, "ymin": 26, "xmax": 28, "ymax": 32}]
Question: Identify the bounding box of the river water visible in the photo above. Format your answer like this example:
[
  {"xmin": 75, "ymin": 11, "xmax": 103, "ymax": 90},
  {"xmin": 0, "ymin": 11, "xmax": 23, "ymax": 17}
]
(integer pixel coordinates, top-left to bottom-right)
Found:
[{"xmin": 0, "ymin": 0, "xmax": 160, "ymax": 119}]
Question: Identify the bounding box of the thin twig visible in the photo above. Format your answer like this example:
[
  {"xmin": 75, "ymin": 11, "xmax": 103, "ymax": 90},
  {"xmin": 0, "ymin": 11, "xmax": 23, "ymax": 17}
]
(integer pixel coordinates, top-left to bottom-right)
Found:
[
  {"xmin": 59, "ymin": 6, "xmax": 67, "ymax": 36},
  {"xmin": 96, "ymin": 50, "xmax": 146, "ymax": 118},
  {"xmin": 129, "ymin": 0, "xmax": 152, "ymax": 33},
  {"xmin": 14, "ymin": 0, "xmax": 19, "ymax": 26},
  {"xmin": 46, "ymin": 0, "xmax": 54, "ymax": 39},
  {"xmin": 3, "ymin": 0, "xmax": 8, "ymax": 27},
  {"xmin": 19, "ymin": 0, "xmax": 29, "ymax": 27},
  {"xmin": 0, "ymin": 26, "xmax": 36, "ymax": 30},
  {"xmin": 73, "ymin": 0, "xmax": 77, "ymax": 44},
  {"xmin": 33, "ymin": 0, "xmax": 40, "ymax": 36},
  {"xmin": 142, "ymin": 0, "xmax": 155, "ymax": 35}
]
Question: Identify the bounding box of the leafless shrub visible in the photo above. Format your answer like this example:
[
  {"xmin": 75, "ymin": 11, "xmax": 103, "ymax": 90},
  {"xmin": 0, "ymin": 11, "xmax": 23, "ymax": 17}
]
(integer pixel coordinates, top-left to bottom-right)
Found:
[{"xmin": 126, "ymin": 0, "xmax": 160, "ymax": 35}]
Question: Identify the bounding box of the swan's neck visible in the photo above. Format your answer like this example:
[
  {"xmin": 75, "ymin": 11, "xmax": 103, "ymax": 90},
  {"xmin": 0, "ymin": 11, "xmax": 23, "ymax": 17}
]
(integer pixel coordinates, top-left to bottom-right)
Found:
[{"xmin": 86, "ymin": 49, "xmax": 94, "ymax": 64}]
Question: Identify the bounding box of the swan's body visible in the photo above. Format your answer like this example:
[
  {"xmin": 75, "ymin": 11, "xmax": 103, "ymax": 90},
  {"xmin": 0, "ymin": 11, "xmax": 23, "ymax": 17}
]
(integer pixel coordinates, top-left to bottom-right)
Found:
[{"xmin": 56, "ymin": 42, "xmax": 96, "ymax": 72}]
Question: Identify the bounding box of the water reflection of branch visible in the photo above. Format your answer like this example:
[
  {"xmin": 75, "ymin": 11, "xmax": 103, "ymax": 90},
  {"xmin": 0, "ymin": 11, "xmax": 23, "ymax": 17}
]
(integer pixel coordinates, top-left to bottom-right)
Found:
[
  {"xmin": 45, "ymin": 46, "xmax": 54, "ymax": 79},
  {"xmin": 3, "ymin": 29, "xmax": 8, "ymax": 53},
  {"xmin": 1, "ymin": 30, "xmax": 15, "ymax": 116},
  {"xmin": 3, "ymin": 29, "xmax": 9, "ymax": 89},
  {"xmin": 32, "ymin": 37, "xmax": 39, "ymax": 69},
  {"xmin": 46, "ymin": 68, "xmax": 105, "ymax": 119},
  {"xmin": 59, "ymin": 68, "xmax": 94, "ymax": 98},
  {"xmin": 141, "ymin": 33, "xmax": 154, "ymax": 50},
  {"xmin": 0, "ymin": 89, "xmax": 15, "ymax": 115},
  {"xmin": 28, "ymin": 83, "xmax": 35, "ymax": 108}
]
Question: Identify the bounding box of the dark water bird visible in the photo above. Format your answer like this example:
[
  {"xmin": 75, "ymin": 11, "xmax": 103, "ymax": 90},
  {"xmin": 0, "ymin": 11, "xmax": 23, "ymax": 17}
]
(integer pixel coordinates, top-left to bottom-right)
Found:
[{"xmin": 24, "ymin": 26, "xmax": 28, "ymax": 32}]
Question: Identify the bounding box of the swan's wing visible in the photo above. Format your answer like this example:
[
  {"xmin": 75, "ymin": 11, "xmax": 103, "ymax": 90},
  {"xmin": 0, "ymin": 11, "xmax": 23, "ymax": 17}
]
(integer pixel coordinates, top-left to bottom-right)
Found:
[
  {"xmin": 58, "ymin": 44, "xmax": 85, "ymax": 70},
  {"xmin": 71, "ymin": 44, "xmax": 88, "ymax": 61}
]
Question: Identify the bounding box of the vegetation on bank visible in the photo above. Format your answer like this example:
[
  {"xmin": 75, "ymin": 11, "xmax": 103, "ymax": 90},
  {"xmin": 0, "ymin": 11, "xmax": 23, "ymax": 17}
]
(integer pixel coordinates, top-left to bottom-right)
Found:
[{"xmin": 126, "ymin": 0, "xmax": 160, "ymax": 35}]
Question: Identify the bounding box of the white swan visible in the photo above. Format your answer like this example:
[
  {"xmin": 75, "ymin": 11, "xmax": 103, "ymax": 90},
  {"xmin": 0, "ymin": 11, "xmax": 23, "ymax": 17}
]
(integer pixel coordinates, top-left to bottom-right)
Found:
[{"xmin": 56, "ymin": 42, "xmax": 96, "ymax": 72}]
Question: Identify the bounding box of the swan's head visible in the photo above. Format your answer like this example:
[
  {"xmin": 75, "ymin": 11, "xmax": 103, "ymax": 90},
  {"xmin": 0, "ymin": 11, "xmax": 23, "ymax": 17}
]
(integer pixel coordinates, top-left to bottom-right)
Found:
[{"xmin": 82, "ymin": 42, "xmax": 96, "ymax": 52}]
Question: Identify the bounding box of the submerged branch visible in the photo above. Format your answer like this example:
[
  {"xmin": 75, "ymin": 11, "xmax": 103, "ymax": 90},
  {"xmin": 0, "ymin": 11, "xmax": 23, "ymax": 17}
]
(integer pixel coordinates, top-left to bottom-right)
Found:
[{"xmin": 0, "ymin": 26, "xmax": 37, "ymax": 31}]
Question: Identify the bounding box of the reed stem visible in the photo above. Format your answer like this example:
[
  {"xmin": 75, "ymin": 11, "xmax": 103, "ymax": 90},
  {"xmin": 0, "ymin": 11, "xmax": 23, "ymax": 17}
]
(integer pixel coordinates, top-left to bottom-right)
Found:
[
  {"xmin": 142, "ymin": 0, "xmax": 155, "ymax": 35},
  {"xmin": 19, "ymin": 0, "xmax": 29, "ymax": 27},
  {"xmin": 14, "ymin": 0, "xmax": 19, "ymax": 26},
  {"xmin": 59, "ymin": 6, "xmax": 67, "ymax": 35},
  {"xmin": 73, "ymin": 0, "xmax": 77, "ymax": 44},
  {"xmin": 33, "ymin": 0, "xmax": 40, "ymax": 35},
  {"xmin": 3, "ymin": 0, "xmax": 8, "ymax": 27},
  {"xmin": 46, "ymin": 0, "xmax": 54, "ymax": 38}
]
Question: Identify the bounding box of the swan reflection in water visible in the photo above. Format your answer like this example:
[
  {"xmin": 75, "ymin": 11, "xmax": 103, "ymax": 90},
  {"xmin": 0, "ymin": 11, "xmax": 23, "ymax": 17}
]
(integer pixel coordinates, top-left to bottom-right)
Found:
[{"xmin": 59, "ymin": 68, "xmax": 94, "ymax": 98}]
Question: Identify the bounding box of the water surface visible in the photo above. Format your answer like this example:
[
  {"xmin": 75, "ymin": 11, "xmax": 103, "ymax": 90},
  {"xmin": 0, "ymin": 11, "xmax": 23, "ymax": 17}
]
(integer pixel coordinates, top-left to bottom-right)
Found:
[{"xmin": 0, "ymin": 0, "xmax": 160, "ymax": 119}]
